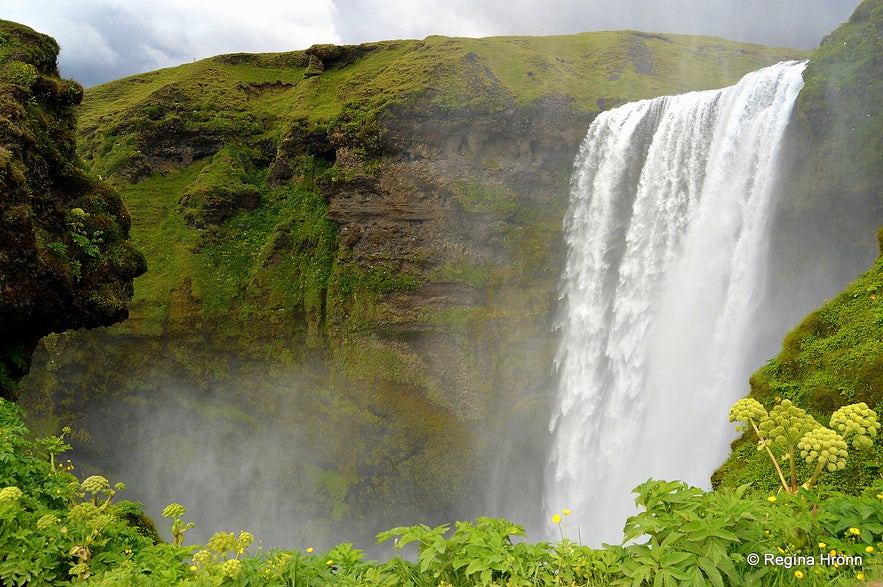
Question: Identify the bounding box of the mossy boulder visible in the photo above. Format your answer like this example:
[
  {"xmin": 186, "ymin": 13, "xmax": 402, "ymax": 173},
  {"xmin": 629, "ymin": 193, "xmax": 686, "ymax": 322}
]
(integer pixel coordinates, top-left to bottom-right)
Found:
[{"xmin": 0, "ymin": 21, "xmax": 145, "ymax": 399}]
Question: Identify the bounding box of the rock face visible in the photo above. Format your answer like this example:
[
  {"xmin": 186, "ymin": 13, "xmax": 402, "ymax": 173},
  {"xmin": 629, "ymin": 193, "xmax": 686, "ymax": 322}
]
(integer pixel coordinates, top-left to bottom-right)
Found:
[{"xmin": 0, "ymin": 21, "xmax": 145, "ymax": 399}]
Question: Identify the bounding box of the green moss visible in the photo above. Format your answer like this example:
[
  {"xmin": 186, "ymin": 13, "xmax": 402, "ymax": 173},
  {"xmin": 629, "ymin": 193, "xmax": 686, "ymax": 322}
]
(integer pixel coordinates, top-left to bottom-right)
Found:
[{"xmin": 0, "ymin": 20, "xmax": 60, "ymax": 75}]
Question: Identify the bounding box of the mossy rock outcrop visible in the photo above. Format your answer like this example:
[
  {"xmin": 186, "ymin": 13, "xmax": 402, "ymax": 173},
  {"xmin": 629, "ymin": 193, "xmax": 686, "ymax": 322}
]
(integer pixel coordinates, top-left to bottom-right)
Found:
[{"xmin": 0, "ymin": 21, "xmax": 145, "ymax": 400}]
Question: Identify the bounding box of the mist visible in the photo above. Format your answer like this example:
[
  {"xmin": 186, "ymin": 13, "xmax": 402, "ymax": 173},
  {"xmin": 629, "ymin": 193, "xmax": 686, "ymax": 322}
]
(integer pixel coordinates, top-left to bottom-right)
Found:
[{"xmin": 21, "ymin": 336, "xmax": 491, "ymax": 555}]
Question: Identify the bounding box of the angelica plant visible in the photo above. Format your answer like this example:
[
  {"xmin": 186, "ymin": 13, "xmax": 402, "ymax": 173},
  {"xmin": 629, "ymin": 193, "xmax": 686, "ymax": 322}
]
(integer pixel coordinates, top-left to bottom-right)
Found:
[
  {"xmin": 729, "ymin": 397, "xmax": 880, "ymax": 493},
  {"xmin": 80, "ymin": 475, "xmax": 125, "ymax": 509},
  {"xmin": 37, "ymin": 426, "xmax": 71, "ymax": 473},
  {"xmin": 190, "ymin": 530, "xmax": 254, "ymax": 581},
  {"xmin": 162, "ymin": 503, "xmax": 195, "ymax": 547}
]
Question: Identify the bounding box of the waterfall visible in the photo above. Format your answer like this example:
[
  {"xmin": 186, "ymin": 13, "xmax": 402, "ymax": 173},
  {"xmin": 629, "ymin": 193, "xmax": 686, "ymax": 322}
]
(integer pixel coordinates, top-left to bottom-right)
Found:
[{"xmin": 546, "ymin": 61, "xmax": 807, "ymax": 544}]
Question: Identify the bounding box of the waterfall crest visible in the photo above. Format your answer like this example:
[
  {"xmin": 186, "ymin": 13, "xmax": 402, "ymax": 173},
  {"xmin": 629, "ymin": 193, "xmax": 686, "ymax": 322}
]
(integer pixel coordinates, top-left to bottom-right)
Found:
[{"xmin": 546, "ymin": 61, "xmax": 807, "ymax": 544}]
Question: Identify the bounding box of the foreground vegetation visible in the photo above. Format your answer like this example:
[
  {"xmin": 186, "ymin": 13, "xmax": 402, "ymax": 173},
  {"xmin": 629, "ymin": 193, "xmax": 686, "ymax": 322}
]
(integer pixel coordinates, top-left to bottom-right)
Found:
[{"xmin": 2, "ymin": 397, "xmax": 881, "ymax": 586}]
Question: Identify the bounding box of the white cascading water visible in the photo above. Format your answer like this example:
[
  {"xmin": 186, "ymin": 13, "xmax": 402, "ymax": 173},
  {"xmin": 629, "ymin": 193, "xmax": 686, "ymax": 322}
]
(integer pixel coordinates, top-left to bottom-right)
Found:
[{"xmin": 546, "ymin": 61, "xmax": 807, "ymax": 544}]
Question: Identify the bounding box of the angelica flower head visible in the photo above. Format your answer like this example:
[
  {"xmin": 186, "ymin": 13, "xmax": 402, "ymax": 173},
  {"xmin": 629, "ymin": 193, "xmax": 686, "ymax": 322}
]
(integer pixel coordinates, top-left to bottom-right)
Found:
[
  {"xmin": 759, "ymin": 400, "xmax": 819, "ymax": 449},
  {"xmin": 80, "ymin": 475, "xmax": 110, "ymax": 495},
  {"xmin": 798, "ymin": 426, "xmax": 848, "ymax": 471},
  {"xmin": 237, "ymin": 531, "xmax": 254, "ymax": 553},
  {"xmin": 162, "ymin": 503, "xmax": 187, "ymax": 519},
  {"xmin": 221, "ymin": 559, "xmax": 243, "ymax": 579},
  {"xmin": 830, "ymin": 402, "xmax": 880, "ymax": 448},
  {"xmin": 0, "ymin": 486, "xmax": 23, "ymax": 503},
  {"xmin": 729, "ymin": 398, "xmax": 767, "ymax": 426}
]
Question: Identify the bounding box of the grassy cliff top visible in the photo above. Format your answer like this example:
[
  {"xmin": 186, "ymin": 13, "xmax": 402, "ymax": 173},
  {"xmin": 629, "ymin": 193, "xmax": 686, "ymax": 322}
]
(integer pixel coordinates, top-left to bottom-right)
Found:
[{"xmin": 77, "ymin": 31, "xmax": 806, "ymax": 169}]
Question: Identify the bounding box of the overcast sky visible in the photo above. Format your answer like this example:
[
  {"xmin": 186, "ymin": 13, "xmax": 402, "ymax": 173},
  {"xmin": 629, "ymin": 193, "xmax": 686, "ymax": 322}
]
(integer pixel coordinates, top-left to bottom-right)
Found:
[{"xmin": 4, "ymin": 0, "xmax": 858, "ymax": 87}]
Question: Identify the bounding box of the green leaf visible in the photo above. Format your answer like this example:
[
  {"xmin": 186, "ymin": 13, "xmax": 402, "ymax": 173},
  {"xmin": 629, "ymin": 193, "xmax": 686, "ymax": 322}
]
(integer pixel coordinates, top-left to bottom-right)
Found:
[
  {"xmin": 658, "ymin": 550, "xmax": 693, "ymax": 567},
  {"xmin": 697, "ymin": 555, "xmax": 725, "ymax": 587}
]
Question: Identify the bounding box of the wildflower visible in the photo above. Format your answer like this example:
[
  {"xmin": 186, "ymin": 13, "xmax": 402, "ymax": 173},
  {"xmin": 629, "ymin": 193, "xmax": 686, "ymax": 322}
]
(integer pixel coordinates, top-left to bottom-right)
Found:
[
  {"xmin": 818, "ymin": 542, "xmax": 826, "ymax": 549},
  {"xmin": 849, "ymin": 528, "xmax": 861, "ymax": 536},
  {"xmin": 189, "ymin": 565, "xmax": 197, "ymax": 572},
  {"xmin": 326, "ymin": 559, "xmax": 334, "ymax": 565},
  {"xmin": 81, "ymin": 475, "xmax": 111, "ymax": 495},
  {"xmin": 794, "ymin": 570, "xmax": 804, "ymax": 579},
  {"xmin": 0, "ymin": 486, "xmax": 23, "ymax": 502},
  {"xmin": 306, "ymin": 547, "xmax": 314, "ymax": 553},
  {"xmin": 876, "ymin": 494, "xmax": 883, "ymax": 499},
  {"xmin": 866, "ymin": 545, "xmax": 874, "ymax": 553},
  {"xmin": 221, "ymin": 559, "xmax": 242, "ymax": 579},
  {"xmin": 562, "ymin": 509, "xmax": 571, "ymax": 516},
  {"xmin": 552, "ymin": 513, "xmax": 562, "ymax": 524},
  {"xmin": 237, "ymin": 530, "xmax": 254, "ymax": 553},
  {"xmin": 829, "ymin": 550, "xmax": 837, "ymax": 557},
  {"xmin": 193, "ymin": 549, "xmax": 213, "ymax": 566},
  {"xmin": 162, "ymin": 503, "xmax": 187, "ymax": 519},
  {"xmin": 37, "ymin": 514, "xmax": 58, "ymax": 529},
  {"xmin": 857, "ymin": 573, "xmax": 865, "ymax": 581},
  {"xmin": 767, "ymin": 496, "xmax": 777, "ymax": 503}
]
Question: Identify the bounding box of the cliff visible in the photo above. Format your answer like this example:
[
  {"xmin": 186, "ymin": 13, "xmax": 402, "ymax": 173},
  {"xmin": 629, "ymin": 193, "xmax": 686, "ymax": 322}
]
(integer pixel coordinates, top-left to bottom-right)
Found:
[
  {"xmin": 0, "ymin": 21, "xmax": 145, "ymax": 400},
  {"xmin": 14, "ymin": 27, "xmax": 828, "ymax": 544}
]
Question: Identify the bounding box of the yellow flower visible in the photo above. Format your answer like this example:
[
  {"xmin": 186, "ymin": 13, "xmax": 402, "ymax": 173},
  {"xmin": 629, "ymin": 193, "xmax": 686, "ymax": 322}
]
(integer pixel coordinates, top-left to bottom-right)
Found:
[
  {"xmin": 866, "ymin": 545, "xmax": 874, "ymax": 553},
  {"xmin": 818, "ymin": 542, "xmax": 826, "ymax": 549},
  {"xmin": 794, "ymin": 570, "xmax": 804, "ymax": 579},
  {"xmin": 830, "ymin": 550, "xmax": 837, "ymax": 557},
  {"xmin": 552, "ymin": 514, "xmax": 562, "ymax": 524},
  {"xmin": 767, "ymin": 496, "xmax": 777, "ymax": 503},
  {"xmin": 189, "ymin": 565, "xmax": 197, "ymax": 572},
  {"xmin": 857, "ymin": 573, "xmax": 865, "ymax": 581},
  {"xmin": 562, "ymin": 509, "xmax": 571, "ymax": 516},
  {"xmin": 306, "ymin": 547, "xmax": 314, "ymax": 553},
  {"xmin": 877, "ymin": 494, "xmax": 883, "ymax": 499},
  {"xmin": 326, "ymin": 559, "xmax": 333, "ymax": 565},
  {"xmin": 849, "ymin": 527, "xmax": 861, "ymax": 535}
]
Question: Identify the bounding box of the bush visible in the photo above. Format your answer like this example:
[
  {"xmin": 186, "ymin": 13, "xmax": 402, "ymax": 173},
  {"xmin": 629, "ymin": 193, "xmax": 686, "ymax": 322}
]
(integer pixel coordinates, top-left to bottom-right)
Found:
[{"xmin": 1, "ymin": 396, "xmax": 881, "ymax": 585}]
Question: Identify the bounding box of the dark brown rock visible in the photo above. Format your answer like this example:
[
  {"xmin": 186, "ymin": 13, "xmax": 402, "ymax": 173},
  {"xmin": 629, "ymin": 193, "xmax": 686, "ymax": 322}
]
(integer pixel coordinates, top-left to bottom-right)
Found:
[{"xmin": 0, "ymin": 21, "xmax": 145, "ymax": 399}]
